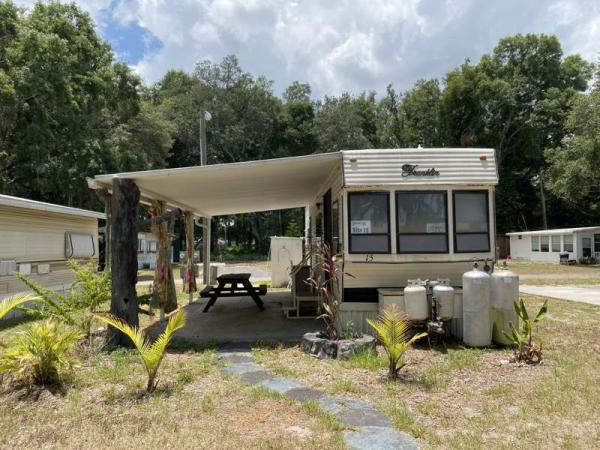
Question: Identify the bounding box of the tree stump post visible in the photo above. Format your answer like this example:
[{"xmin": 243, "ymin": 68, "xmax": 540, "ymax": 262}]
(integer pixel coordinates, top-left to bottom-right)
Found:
[{"xmin": 109, "ymin": 178, "xmax": 140, "ymax": 346}]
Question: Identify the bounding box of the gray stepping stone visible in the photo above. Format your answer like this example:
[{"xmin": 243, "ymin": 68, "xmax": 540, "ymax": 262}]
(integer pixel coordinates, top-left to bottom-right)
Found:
[
  {"xmin": 220, "ymin": 362, "xmax": 265, "ymax": 376},
  {"xmin": 285, "ymin": 387, "xmax": 325, "ymax": 402},
  {"xmin": 259, "ymin": 377, "xmax": 304, "ymax": 394},
  {"xmin": 338, "ymin": 407, "xmax": 393, "ymax": 427},
  {"xmin": 239, "ymin": 370, "xmax": 273, "ymax": 385},
  {"xmin": 220, "ymin": 354, "xmax": 256, "ymax": 364},
  {"xmin": 344, "ymin": 426, "xmax": 419, "ymax": 450},
  {"xmin": 317, "ymin": 396, "xmax": 347, "ymax": 415}
]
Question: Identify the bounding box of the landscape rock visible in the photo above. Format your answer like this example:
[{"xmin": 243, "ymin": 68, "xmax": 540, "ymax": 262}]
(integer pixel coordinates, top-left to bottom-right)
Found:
[{"xmin": 301, "ymin": 332, "xmax": 376, "ymax": 360}]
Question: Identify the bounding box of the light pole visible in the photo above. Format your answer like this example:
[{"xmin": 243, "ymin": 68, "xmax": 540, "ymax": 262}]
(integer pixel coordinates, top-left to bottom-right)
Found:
[{"xmin": 199, "ymin": 109, "xmax": 212, "ymax": 285}]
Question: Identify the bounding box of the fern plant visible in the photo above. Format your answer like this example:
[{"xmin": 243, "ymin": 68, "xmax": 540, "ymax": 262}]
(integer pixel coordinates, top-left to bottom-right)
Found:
[
  {"xmin": 0, "ymin": 320, "xmax": 83, "ymax": 385},
  {"xmin": 95, "ymin": 309, "xmax": 186, "ymax": 392},
  {"xmin": 367, "ymin": 305, "xmax": 427, "ymax": 379},
  {"xmin": 504, "ymin": 299, "xmax": 548, "ymax": 363},
  {"xmin": 16, "ymin": 260, "xmax": 110, "ymax": 342}
]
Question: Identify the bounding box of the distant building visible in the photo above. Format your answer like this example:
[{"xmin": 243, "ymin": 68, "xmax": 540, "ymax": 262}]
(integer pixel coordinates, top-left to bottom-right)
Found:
[{"xmin": 506, "ymin": 227, "xmax": 600, "ymax": 263}]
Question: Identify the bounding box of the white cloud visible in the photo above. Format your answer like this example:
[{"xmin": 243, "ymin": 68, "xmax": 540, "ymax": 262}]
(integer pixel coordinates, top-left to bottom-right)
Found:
[{"xmin": 12, "ymin": 0, "xmax": 600, "ymax": 95}]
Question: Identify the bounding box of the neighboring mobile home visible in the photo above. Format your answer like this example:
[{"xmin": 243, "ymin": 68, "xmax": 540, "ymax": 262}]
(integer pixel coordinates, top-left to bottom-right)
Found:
[
  {"xmin": 0, "ymin": 194, "xmax": 104, "ymax": 313},
  {"xmin": 137, "ymin": 231, "xmax": 159, "ymax": 269},
  {"xmin": 89, "ymin": 148, "xmax": 498, "ymax": 332},
  {"xmin": 507, "ymin": 226, "xmax": 600, "ymax": 263}
]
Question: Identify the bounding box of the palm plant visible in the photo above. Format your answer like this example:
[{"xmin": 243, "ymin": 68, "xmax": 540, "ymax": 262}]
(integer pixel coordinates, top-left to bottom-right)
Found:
[
  {"xmin": 367, "ymin": 305, "xmax": 427, "ymax": 379},
  {"xmin": 0, "ymin": 320, "xmax": 83, "ymax": 385},
  {"xmin": 95, "ymin": 309, "xmax": 186, "ymax": 392},
  {"xmin": 504, "ymin": 298, "xmax": 548, "ymax": 363},
  {"xmin": 0, "ymin": 293, "xmax": 40, "ymax": 321}
]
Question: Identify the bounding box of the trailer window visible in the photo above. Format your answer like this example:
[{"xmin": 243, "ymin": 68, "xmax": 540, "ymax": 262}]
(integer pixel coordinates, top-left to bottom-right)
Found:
[
  {"xmin": 348, "ymin": 192, "xmax": 390, "ymax": 253},
  {"xmin": 453, "ymin": 191, "xmax": 490, "ymax": 253},
  {"xmin": 396, "ymin": 191, "xmax": 448, "ymax": 253},
  {"xmin": 551, "ymin": 236, "xmax": 561, "ymax": 252},
  {"xmin": 563, "ymin": 235, "xmax": 573, "ymax": 252},
  {"xmin": 595, "ymin": 234, "xmax": 600, "ymax": 253},
  {"xmin": 540, "ymin": 236, "xmax": 549, "ymax": 252},
  {"xmin": 532, "ymin": 236, "xmax": 540, "ymax": 252}
]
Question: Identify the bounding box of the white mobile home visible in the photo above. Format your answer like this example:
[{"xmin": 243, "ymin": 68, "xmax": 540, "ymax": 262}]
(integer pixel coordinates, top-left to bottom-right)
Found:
[
  {"xmin": 0, "ymin": 194, "xmax": 104, "ymax": 311},
  {"xmin": 137, "ymin": 231, "xmax": 159, "ymax": 269},
  {"xmin": 89, "ymin": 148, "xmax": 498, "ymax": 331},
  {"xmin": 507, "ymin": 227, "xmax": 600, "ymax": 263}
]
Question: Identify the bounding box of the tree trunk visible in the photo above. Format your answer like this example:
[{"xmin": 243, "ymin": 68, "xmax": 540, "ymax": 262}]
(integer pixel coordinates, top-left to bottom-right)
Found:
[
  {"xmin": 539, "ymin": 171, "xmax": 548, "ymax": 229},
  {"xmin": 109, "ymin": 178, "xmax": 140, "ymax": 346}
]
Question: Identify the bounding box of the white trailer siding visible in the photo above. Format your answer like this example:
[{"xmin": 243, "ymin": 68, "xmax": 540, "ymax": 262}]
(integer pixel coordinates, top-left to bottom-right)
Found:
[{"xmin": 0, "ymin": 195, "xmax": 104, "ymax": 312}]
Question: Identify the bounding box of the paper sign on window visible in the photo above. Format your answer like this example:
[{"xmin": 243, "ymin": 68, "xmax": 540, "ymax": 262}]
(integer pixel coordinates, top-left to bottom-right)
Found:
[
  {"xmin": 426, "ymin": 223, "xmax": 446, "ymax": 233},
  {"xmin": 351, "ymin": 220, "xmax": 371, "ymax": 234}
]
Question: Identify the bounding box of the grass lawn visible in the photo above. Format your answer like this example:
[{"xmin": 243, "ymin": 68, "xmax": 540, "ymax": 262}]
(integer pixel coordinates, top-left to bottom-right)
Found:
[
  {"xmin": 502, "ymin": 260, "xmax": 600, "ymax": 285},
  {"xmin": 0, "ymin": 294, "xmax": 598, "ymax": 449},
  {"xmin": 253, "ymin": 294, "xmax": 600, "ymax": 449}
]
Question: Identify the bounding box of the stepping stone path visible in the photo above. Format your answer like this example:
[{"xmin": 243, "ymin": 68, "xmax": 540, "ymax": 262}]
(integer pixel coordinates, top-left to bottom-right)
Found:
[{"xmin": 218, "ymin": 346, "xmax": 419, "ymax": 450}]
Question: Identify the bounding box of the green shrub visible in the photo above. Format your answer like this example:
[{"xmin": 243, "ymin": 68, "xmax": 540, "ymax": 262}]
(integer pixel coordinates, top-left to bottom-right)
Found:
[
  {"xmin": 0, "ymin": 320, "xmax": 83, "ymax": 385},
  {"xmin": 504, "ymin": 298, "xmax": 548, "ymax": 363}
]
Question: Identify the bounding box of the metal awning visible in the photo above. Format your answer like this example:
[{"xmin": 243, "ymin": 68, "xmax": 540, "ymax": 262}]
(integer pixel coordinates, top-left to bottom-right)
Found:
[{"xmin": 88, "ymin": 152, "xmax": 341, "ymax": 216}]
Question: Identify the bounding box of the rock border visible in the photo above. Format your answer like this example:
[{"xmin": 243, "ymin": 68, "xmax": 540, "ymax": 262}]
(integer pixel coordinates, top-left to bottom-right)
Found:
[{"xmin": 300, "ymin": 332, "xmax": 376, "ymax": 360}]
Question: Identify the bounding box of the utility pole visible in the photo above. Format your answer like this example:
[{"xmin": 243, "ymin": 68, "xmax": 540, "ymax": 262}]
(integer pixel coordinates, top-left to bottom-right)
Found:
[{"xmin": 199, "ymin": 109, "xmax": 212, "ymax": 285}]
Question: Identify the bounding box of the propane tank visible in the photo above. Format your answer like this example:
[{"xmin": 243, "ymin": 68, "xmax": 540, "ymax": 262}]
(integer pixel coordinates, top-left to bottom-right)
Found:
[
  {"xmin": 404, "ymin": 279, "xmax": 428, "ymax": 321},
  {"xmin": 462, "ymin": 262, "xmax": 491, "ymax": 347},
  {"xmin": 432, "ymin": 279, "xmax": 455, "ymax": 320},
  {"xmin": 490, "ymin": 262, "xmax": 519, "ymax": 345}
]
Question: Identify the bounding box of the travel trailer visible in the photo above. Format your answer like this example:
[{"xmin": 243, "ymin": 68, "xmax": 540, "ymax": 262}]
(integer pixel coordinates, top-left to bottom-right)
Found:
[
  {"xmin": 88, "ymin": 148, "xmax": 498, "ymax": 332},
  {"xmin": 0, "ymin": 194, "xmax": 104, "ymax": 317}
]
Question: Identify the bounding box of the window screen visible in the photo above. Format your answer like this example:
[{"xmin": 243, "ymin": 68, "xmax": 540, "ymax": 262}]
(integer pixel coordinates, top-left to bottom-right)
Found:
[
  {"xmin": 563, "ymin": 235, "xmax": 573, "ymax": 252},
  {"xmin": 551, "ymin": 236, "xmax": 561, "ymax": 252},
  {"xmin": 453, "ymin": 191, "xmax": 490, "ymax": 252},
  {"xmin": 540, "ymin": 236, "xmax": 549, "ymax": 252},
  {"xmin": 396, "ymin": 191, "xmax": 448, "ymax": 253},
  {"xmin": 531, "ymin": 236, "xmax": 540, "ymax": 252},
  {"xmin": 65, "ymin": 232, "xmax": 95, "ymax": 258},
  {"xmin": 348, "ymin": 192, "xmax": 390, "ymax": 253},
  {"xmin": 595, "ymin": 234, "xmax": 600, "ymax": 253}
]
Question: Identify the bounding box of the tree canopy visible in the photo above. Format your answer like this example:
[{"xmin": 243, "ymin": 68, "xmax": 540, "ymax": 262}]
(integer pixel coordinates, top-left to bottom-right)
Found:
[{"xmin": 0, "ymin": 0, "xmax": 597, "ymax": 253}]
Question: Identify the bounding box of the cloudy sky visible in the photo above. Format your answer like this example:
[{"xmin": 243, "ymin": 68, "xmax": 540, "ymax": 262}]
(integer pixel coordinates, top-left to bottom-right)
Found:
[{"xmin": 14, "ymin": 0, "xmax": 600, "ymax": 96}]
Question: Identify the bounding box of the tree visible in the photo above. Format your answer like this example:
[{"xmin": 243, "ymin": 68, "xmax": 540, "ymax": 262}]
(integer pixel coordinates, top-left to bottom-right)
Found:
[
  {"xmin": 546, "ymin": 84, "xmax": 600, "ymax": 205},
  {"xmin": 314, "ymin": 92, "xmax": 373, "ymax": 152},
  {"xmin": 440, "ymin": 34, "xmax": 591, "ymax": 231},
  {"xmin": 399, "ymin": 79, "xmax": 442, "ymax": 147},
  {"xmin": 0, "ymin": 2, "xmax": 159, "ymax": 209}
]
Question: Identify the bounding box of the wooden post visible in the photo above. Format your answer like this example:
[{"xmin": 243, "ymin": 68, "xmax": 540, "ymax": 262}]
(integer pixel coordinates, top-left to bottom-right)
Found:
[
  {"xmin": 183, "ymin": 211, "xmax": 197, "ymax": 303},
  {"xmin": 109, "ymin": 178, "xmax": 140, "ymax": 346}
]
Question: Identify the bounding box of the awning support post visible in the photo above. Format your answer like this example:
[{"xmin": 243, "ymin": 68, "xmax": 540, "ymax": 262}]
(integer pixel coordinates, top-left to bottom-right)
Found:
[{"xmin": 203, "ymin": 217, "xmax": 211, "ymax": 285}]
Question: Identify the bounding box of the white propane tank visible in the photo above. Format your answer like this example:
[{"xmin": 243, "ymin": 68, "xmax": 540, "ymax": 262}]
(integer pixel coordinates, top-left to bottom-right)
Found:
[
  {"xmin": 404, "ymin": 279, "xmax": 428, "ymax": 321},
  {"xmin": 433, "ymin": 280, "xmax": 455, "ymax": 320},
  {"xmin": 490, "ymin": 262, "xmax": 519, "ymax": 345},
  {"xmin": 462, "ymin": 263, "xmax": 492, "ymax": 347}
]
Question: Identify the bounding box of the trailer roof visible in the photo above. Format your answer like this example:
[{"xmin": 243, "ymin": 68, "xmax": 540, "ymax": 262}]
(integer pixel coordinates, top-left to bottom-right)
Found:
[
  {"xmin": 506, "ymin": 226, "xmax": 600, "ymax": 236},
  {"xmin": 0, "ymin": 194, "xmax": 105, "ymax": 219},
  {"xmin": 88, "ymin": 148, "xmax": 497, "ymax": 217}
]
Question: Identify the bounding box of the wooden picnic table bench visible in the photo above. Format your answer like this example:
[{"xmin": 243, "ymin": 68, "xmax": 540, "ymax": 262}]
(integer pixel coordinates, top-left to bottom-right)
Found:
[{"xmin": 200, "ymin": 273, "xmax": 267, "ymax": 312}]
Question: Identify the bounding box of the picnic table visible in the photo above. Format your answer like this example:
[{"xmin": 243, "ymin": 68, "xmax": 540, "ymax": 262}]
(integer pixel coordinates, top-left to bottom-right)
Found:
[{"xmin": 200, "ymin": 273, "xmax": 267, "ymax": 313}]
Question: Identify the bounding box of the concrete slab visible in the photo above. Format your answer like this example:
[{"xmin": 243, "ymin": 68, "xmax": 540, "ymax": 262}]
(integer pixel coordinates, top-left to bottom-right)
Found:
[
  {"xmin": 220, "ymin": 362, "xmax": 266, "ymax": 376},
  {"xmin": 147, "ymin": 291, "xmax": 322, "ymax": 343},
  {"xmin": 519, "ymin": 285, "xmax": 600, "ymax": 306}
]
